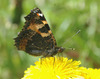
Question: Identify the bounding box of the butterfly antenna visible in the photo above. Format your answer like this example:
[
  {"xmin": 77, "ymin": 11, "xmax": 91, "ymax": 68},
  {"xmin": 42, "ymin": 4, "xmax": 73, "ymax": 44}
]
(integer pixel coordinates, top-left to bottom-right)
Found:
[
  {"xmin": 66, "ymin": 48, "xmax": 75, "ymax": 50},
  {"xmin": 62, "ymin": 30, "xmax": 81, "ymax": 45}
]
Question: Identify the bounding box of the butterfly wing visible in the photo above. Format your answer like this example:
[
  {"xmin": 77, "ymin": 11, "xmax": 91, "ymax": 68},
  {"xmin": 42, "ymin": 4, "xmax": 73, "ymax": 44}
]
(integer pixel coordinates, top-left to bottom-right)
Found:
[{"xmin": 14, "ymin": 8, "xmax": 56, "ymax": 56}]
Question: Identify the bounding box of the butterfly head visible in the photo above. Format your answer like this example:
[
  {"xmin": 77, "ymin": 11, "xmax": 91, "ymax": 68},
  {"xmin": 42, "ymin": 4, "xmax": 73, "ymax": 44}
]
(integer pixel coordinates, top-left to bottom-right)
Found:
[
  {"xmin": 50, "ymin": 47, "xmax": 65, "ymax": 56},
  {"xmin": 54, "ymin": 47, "xmax": 65, "ymax": 54}
]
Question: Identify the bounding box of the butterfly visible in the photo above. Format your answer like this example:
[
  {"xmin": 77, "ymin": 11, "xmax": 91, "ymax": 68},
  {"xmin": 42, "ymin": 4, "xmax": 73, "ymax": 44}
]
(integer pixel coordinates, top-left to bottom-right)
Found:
[{"xmin": 14, "ymin": 7, "xmax": 65, "ymax": 57}]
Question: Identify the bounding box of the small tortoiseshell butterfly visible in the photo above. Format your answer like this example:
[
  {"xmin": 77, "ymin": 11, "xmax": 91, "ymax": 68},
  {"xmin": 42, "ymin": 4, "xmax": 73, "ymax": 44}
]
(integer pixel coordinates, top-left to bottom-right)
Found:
[{"xmin": 14, "ymin": 7, "xmax": 65, "ymax": 57}]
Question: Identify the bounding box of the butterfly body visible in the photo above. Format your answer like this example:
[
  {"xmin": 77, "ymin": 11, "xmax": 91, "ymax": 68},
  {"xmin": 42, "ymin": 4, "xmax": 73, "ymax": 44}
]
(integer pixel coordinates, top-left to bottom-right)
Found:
[{"xmin": 14, "ymin": 7, "xmax": 64, "ymax": 57}]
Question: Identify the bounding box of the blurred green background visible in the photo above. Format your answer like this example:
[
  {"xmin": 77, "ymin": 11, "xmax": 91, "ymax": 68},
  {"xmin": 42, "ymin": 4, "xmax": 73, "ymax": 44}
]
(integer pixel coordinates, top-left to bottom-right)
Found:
[{"xmin": 0, "ymin": 0, "xmax": 100, "ymax": 79}]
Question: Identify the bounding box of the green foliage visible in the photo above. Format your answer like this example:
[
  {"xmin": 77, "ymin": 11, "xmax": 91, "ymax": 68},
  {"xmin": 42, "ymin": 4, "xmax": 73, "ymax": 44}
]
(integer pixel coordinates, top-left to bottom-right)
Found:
[{"xmin": 0, "ymin": 0, "xmax": 100, "ymax": 79}]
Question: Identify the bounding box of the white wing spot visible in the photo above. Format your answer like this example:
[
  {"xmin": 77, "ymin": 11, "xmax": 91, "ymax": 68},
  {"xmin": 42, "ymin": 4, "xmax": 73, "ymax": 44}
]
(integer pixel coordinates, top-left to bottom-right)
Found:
[{"xmin": 38, "ymin": 13, "xmax": 43, "ymax": 17}]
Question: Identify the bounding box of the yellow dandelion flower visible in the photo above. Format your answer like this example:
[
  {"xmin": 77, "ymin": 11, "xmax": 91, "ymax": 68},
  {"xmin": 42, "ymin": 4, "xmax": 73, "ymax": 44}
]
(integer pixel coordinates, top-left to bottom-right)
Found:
[
  {"xmin": 22, "ymin": 57, "xmax": 86, "ymax": 79},
  {"xmin": 83, "ymin": 68, "xmax": 100, "ymax": 79}
]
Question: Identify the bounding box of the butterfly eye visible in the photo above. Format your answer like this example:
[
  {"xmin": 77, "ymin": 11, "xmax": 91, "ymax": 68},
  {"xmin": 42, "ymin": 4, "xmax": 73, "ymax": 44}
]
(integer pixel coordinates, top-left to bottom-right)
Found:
[{"xmin": 58, "ymin": 47, "xmax": 65, "ymax": 53}]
